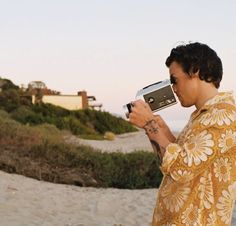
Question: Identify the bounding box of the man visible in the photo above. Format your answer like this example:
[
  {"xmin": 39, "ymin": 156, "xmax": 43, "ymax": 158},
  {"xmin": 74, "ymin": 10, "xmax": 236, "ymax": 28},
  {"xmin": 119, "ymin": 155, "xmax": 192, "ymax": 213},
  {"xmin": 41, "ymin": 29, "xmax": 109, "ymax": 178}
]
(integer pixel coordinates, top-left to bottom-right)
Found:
[{"xmin": 129, "ymin": 42, "xmax": 236, "ymax": 225}]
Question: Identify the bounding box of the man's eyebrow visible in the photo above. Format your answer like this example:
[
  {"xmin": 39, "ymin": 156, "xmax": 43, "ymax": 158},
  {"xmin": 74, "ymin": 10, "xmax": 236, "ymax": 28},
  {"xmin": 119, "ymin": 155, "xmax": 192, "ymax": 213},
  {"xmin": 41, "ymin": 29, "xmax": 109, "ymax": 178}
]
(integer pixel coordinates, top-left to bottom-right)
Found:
[
  {"xmin": 170, "ymin": 74, "xmax": 177, "ymax": 84},
  {"xmin": 170, "ymin": 74, "xmax": 176, "ymax": 80}
]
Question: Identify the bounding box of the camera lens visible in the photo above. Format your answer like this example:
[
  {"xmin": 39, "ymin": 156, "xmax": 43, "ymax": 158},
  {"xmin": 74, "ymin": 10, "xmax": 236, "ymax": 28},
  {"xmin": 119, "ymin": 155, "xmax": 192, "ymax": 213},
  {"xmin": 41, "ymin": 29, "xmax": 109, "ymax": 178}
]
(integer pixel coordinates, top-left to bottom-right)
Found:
[
  {"xmin": 126, "ymin": 103, "xmax": 132, "ymax": 113},
  {"xmin": 123, "ymin": 102, "xmax": 133, "ymax": 118}
]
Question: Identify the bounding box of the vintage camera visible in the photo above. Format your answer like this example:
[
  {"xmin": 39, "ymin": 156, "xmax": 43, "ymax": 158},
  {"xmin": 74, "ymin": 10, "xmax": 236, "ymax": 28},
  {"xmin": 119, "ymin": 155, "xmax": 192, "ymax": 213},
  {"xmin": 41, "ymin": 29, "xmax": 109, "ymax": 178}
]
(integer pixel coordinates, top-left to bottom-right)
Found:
[{"xmin": 123, "ymin": 79, "xmax": 177, "ymax": 118}]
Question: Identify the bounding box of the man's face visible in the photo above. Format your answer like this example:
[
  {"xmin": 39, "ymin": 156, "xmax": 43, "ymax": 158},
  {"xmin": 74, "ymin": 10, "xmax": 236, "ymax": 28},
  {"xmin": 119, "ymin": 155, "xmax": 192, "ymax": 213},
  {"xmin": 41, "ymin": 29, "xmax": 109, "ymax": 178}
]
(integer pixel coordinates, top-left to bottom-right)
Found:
[{"xmin": 169, "ymin": 61, "xmax": 198, "ymax": 107}]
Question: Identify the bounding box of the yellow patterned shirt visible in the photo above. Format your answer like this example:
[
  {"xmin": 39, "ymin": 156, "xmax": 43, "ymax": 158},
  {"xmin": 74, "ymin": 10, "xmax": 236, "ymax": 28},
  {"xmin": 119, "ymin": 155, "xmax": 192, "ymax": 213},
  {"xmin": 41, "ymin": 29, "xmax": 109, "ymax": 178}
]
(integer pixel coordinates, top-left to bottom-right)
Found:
[{"xmin": 152, "ymin": 92, "xmax": 236, "ymax": 226}]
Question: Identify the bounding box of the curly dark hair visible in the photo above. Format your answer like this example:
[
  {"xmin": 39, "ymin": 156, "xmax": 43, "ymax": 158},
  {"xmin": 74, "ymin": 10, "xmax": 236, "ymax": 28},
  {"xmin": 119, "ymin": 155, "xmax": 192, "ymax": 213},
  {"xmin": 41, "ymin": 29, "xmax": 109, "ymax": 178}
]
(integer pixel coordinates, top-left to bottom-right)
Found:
[{"xmin": 165, "ymin": 42, "xmax": 223, "ymax": 88}]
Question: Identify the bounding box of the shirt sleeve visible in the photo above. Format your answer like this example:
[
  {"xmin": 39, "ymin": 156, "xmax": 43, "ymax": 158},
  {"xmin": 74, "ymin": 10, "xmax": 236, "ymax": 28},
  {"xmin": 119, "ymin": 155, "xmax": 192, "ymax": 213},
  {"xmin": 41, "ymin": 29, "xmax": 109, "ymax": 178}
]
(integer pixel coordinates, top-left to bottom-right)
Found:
[{"xmin": 160, "ymin": 104, "xmax": 236, "ymax": 183}]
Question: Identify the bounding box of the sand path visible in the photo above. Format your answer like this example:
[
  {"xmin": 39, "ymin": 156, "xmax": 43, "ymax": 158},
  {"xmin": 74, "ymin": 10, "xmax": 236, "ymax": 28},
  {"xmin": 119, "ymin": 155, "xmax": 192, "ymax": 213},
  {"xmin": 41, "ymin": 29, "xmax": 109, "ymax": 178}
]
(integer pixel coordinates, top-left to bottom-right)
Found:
[{"xmin": 65, "ymin": 130, "xmax": 154, "ymax": 153}]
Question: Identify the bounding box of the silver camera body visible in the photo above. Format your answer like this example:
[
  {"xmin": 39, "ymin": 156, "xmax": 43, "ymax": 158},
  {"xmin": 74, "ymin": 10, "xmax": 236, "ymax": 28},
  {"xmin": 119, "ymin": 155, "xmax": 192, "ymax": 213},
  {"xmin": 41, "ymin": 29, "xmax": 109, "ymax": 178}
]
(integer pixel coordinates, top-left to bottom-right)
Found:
[{"xmin": 123, "ymin": 79, "xmax": 177, "ymax": 118}]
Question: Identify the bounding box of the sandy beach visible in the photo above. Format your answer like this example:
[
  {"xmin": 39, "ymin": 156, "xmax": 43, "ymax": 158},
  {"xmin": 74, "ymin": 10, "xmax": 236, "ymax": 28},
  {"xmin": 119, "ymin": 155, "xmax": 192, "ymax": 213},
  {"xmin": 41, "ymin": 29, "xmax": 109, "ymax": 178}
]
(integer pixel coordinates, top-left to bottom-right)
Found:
[
  {"xmin": 0, "ymin": 170, "xmax": 156, "ymax": 226},
  {"xmin": 1, "ymin": 131, "xmax": 236, "ymax": 226},
  {"xmin": 1, "ymin": 170, "xmax": 236, "ymax": 226}
]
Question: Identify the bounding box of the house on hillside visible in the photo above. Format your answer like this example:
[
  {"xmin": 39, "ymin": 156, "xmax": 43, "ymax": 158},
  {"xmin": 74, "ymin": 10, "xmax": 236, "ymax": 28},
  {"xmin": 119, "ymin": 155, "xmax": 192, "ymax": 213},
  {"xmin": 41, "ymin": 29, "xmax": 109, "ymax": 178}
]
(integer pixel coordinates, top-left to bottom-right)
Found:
[{"xmin": 22, "ymin": 81, "xmax": 103, "ymax": 111}]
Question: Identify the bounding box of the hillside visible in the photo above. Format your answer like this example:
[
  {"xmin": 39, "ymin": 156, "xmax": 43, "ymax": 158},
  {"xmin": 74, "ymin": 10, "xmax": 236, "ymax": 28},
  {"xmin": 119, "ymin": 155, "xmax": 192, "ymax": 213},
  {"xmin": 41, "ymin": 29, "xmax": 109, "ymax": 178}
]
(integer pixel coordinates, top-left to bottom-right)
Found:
[
  {"xmin": 0, "ymin": 77, "xmax": 137, "ymax": 139},
  {"xmin": 0, "ymin": 77, "xmax": 162, "ymax": 189},
  {"xmin": 0, "ymin": 110, "xmax": 162, "ymax": 188}
]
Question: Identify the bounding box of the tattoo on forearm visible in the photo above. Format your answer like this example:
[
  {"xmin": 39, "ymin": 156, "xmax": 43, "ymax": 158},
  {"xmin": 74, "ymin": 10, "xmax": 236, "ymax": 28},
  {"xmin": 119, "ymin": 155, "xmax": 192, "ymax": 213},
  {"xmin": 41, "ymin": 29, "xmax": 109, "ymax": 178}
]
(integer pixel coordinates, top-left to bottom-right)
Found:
[
  {"xmin": 143, "ymin": 119, "xmax": 163, "ymax": 164},
  {"xmin": 150, "ymin": 140, "xmax": 163, "ymax": 164},
  {"xmin": 143, "ymin": 119, "xmax": 159, "ymax": 134}
]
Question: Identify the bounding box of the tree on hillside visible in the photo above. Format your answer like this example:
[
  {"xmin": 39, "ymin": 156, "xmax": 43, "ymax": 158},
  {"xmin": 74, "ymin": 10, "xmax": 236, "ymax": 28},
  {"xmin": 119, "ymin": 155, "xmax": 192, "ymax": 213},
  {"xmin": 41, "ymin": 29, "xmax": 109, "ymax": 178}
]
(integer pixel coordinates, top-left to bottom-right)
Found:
[
  {"xmin": 0, "ymin": 89, "xmax": 20, "ymax": 111},
  {"xmin": 0, "ymin": 77, "xmax": 19, "ymax": 91}
]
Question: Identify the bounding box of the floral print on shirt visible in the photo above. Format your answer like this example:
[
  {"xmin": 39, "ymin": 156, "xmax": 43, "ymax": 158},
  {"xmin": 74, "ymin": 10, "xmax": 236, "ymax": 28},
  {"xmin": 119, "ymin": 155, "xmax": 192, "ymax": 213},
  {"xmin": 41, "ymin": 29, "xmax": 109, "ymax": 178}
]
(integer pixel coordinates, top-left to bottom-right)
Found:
[{"xmin": 152, "ymin": 92, "xmax": 236, "ymax": 226}]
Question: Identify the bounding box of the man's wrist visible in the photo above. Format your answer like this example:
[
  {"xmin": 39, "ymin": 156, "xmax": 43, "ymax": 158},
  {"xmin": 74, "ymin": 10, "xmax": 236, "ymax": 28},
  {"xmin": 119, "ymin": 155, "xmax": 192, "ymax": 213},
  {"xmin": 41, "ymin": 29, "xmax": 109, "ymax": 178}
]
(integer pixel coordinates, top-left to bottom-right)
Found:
[{"xmin": 143, "ymin": 118, "xmax": 158, "ymax": 134}]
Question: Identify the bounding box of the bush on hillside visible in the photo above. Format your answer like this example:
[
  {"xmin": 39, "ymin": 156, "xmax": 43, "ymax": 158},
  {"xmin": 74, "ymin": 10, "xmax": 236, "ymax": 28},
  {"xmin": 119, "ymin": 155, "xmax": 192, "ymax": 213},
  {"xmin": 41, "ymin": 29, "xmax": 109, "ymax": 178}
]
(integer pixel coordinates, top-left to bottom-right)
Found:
[
  {"xmin": 32, "ymin": 103, "xmax": 70, "ymax": 118},
  {"xmin": 74, "ymin": 109, "xmax": 137, "ymax": 134},
  {"xmin": 0, "ymin": 114, "xmax": 162, "ymax": 189},
  {"xmin": 0, "ymin": 116, "xmax": 42, "ymax": 150},
  {"xmin": 76, "ymin": 149, "xmax": 162, "ymax": 188},
  {"xmin": 0, "ymin": 89, "xmax": 21, "ymax": 112},
  {"xmin": 11, "ymin": 104, "xmax": 137, "ymax": 137},
  {"xmin": 63, "ymin": 116, "xmax": 96, "ymax": 135},
  {"xmin": 0, "ymin": 77, "xmax": 138, "ymax": 137},
  {"xmin": 103, "ymin": 131, "xmax": 116, "ymax": 140},
  {"xmin": 0, "ymin": 109, "xmax": 10, "ymax": 119},
  {"xmin": 0, "ymin": 78, "xmax": 19, "ymax": 91},
  {"xmin": 10, "ymin": 106, "xmax": 44, "ymax": 124}
]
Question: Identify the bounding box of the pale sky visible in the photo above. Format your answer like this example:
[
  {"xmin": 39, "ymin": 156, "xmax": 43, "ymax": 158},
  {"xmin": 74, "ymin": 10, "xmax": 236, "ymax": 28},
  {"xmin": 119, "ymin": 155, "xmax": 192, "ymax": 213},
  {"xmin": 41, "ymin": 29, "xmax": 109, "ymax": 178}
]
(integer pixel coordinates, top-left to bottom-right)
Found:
[{"xmin": 0, "ymin": 0, "xmax": 236, "ymax": 130}]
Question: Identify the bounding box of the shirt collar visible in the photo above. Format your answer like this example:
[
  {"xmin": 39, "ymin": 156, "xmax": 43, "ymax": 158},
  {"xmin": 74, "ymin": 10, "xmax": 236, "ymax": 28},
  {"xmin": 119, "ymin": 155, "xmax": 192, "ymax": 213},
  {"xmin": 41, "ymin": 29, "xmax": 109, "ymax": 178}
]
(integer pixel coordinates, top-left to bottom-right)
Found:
[{"xmin": 190, "ymin": 91, "xmax": 235, "ymax": 120}]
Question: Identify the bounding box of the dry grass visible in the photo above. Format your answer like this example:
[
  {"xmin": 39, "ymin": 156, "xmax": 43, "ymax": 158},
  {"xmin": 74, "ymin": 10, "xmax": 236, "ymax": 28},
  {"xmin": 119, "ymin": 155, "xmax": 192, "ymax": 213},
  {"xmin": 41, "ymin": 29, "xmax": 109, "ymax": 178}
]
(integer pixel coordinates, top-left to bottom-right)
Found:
[
  {"xmin": 0, "ymin": 110, "xmax": 162, "ymax": 189},
  {"xmin": 103, "ymin": 131, "xmax": 116, "ymax": 140}
]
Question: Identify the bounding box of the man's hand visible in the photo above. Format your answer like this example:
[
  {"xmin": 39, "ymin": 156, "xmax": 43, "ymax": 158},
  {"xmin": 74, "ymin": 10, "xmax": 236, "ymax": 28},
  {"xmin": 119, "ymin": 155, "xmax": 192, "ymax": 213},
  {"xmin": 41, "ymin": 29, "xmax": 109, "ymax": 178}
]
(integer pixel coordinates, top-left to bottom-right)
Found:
[{"xmin": 129, "ymin": 100, "xmax": 154, "ymax": 128}]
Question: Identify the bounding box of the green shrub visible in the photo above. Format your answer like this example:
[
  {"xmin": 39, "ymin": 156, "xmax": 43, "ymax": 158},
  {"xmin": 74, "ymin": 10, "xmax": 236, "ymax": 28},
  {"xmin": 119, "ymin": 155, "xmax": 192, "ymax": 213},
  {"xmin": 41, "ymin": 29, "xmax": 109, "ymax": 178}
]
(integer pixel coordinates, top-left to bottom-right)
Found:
[
  {"xmin": 0, "ymin": 89, "xmax": 21, "ymax": 112},
  {"xmin": 33, "ymin": 123, "xmax": 64, "ymax": 145},
  {"xmin": 74, "ymin": 149, "xmax": 163, "ymax": 189},
  {"xmin": 0, "ymin": 109, "xmax": 10, "ymax": 119},
  {"xmin": 74, "ymin": 109, "xmax": 138, "ymax": 135},
  {"xmin": 64, "ymin": 116, "xmax": 96, "ymax": 135},
  {"xmin": 32, "ymin": 103, "xmax": 70, "ymax": 118},
  {"xmin": 0, "ymin": 116, "xmax": 42, "ymax": 150},
  {"xmin": 11, "ymin": 106, "xmax": 44, "ymax": 124},
  {"xmin": 0, "ymin": 79, "xmax": 137, "ymax": 137},
  {"xmin": 0, "ymin": 78, "xmax": 19, "ymax": 91},
  {"xmin": 0, "ymin": 115, "xmax": 163, "ymax": 189}
]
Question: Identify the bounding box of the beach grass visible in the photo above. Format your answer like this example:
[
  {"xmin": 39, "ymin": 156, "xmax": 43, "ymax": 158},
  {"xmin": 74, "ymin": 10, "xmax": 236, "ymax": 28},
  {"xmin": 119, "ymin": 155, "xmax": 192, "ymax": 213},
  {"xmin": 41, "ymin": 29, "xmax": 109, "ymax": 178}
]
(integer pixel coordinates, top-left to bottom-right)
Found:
[{"xmin": 0, "ymin": 110, "xmax": 163, "ymax": 189}]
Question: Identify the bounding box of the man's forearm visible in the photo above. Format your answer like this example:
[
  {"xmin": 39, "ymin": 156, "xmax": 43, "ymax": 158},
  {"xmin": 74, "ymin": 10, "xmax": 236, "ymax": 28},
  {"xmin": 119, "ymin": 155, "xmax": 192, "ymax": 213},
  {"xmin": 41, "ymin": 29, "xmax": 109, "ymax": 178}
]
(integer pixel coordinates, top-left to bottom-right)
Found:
[
  {"xmin": 143, "ymin": 118, "xmax": 172, "ymax": 149},
  {"xmin": 149, "ymin": 140, "xmax": 165, "ymax": 164}
]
